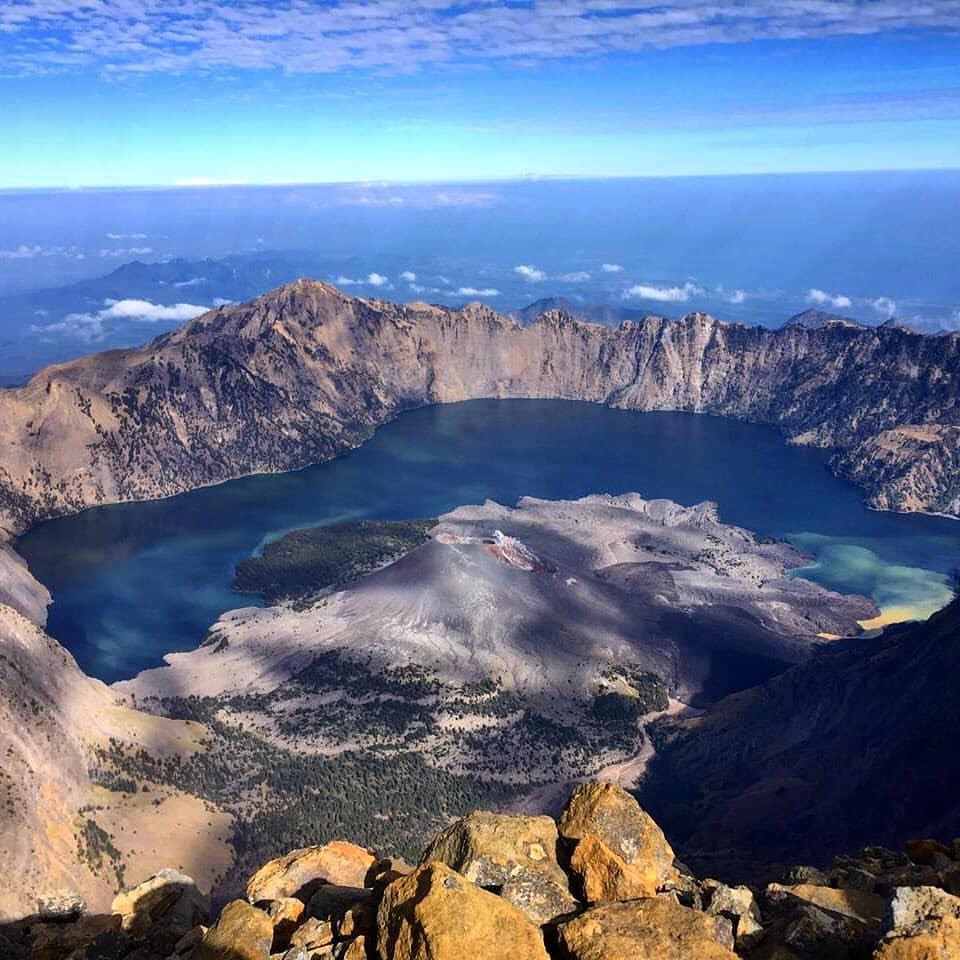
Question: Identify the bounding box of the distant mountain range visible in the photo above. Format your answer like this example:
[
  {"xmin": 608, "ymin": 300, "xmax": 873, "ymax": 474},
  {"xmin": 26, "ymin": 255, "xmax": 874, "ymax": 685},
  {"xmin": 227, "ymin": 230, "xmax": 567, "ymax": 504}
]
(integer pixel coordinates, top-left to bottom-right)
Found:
[{"xmin": 3, "ymin": 255, "xmax": 949, "ymax": 386}]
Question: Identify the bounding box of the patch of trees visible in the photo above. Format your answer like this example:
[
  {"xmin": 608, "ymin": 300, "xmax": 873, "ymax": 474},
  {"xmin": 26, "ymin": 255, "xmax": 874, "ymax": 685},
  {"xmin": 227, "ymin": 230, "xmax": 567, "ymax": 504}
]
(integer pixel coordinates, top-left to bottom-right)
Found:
[{"xmin": 233, "ymin": 518, "xmax": 436, "ymax": 604}]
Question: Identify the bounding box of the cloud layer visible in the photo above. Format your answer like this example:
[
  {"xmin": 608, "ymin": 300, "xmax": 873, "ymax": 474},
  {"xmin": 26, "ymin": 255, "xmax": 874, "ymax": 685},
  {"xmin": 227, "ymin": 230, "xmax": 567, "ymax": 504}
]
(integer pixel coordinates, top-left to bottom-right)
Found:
[
  {"xmin": 515, "ymin": 264, "xmax": 546, "ymax": 282},
  {"xmin": 4, "ymin": 2, "xmax": 958, "ymax": 76},
  {"xmin": 32, "ymin": 298, "xmax": 208, "ymax": 342},
  {"xmin": 624, "ymin": 280, "xmax": 703, "ymax": 303},
  {"xmin": 807, "ymin": 288, "xmax": 853, "ymax": 310}
]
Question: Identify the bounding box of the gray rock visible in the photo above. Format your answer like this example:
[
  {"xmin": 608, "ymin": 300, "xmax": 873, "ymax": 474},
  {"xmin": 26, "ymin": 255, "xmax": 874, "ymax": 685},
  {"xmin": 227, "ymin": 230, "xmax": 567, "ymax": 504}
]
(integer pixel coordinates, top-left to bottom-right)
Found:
[
  {"xmin": 836, "ymin": 866, "xmax": 878, "ymax": 893},
  {"xmin": 499, "ymin": 873, "xmax": 579, "ymax": 925},
  {"xmin": 783, "ymin": 864, "xmax": 829, "ymax": 886},
  {"xmin": 37, "ymin": 891, "xmax": 86, "ymax": 921},
  {"xmin": 782, "ymin": 903, "xmax": 865, "ymax": 954},
  {"xmin": 703, "ymin": 879, "xmax": 764, "ymax": 950},
  {"xmin": 886, "ymin": 885, "xmax": 960, "ymax": 934}
]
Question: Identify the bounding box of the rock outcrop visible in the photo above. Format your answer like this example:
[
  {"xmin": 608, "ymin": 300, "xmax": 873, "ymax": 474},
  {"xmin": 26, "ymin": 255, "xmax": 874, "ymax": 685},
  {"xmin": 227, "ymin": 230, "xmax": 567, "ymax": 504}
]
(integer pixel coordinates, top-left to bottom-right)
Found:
[
  {"xmin": 7, "ymin": 781, "xmax": 960, "ymax": 960},
  {"xmin": 0, "ymin": 279, "xmax": 958, "ymax": 537}
]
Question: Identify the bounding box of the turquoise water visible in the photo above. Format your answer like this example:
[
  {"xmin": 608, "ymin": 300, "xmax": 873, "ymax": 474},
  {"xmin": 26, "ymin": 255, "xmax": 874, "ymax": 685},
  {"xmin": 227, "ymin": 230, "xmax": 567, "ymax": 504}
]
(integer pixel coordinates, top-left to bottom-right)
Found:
[{"xmin": 16, "ymin": 400, "xmax": 959, "ymax": 681}]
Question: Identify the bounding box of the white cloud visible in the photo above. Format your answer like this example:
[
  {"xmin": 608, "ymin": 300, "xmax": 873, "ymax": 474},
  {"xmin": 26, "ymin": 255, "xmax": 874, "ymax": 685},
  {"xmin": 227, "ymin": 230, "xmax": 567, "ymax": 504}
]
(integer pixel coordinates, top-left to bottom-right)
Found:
[
  {"xmin": 718, "ymin": 287, "xmax": 747, "ymax": 304},
  {"xmin": 212, "ymin": 297, "xmax": 234, "ymax": 307},
  {"xmin": 5, "ymin": 3, "xmax": 956, "ymax": 78},
  {"xmin": 437, "ymin": 275, "xmax": 451, "ymax": 286},
  {"xmin": 32, "ymin": 312, "xmax": 106, "ymax": 343},
  {"xmin": 0, "ymin": 243, "xmax": 84, "ymax": 259},
  {"xmin": 0, "ymin": 244, "xmax": 43, "ymax": 259},
  {"xmin": 99, "ymin": 246, "xmax": 153, "ymax": 258},
  {"xmin": 871, "ymin": 296, "xmax": 897, "ymax": 316},
  {"xmin": 339, "ymin": 191, "xmax": 406, "ymax": 207},
  {"xmin": 515, "ymin": 264, "xmax": 546, "ymax": 282},
  {"xmin": 400, "ymin": 270, "xmax": 417, "ymax": 282},
  {"xmin": 559, "ymin": 271, "xmax": 591, "ymax": 282},
  {"xmin": 408, "ymin": 283, "xmax": 426, "ymax": 294},
  {"xmin": 807, "ymin": 288, "xmax": 853, "ymax": 310},
  {"xmin": 601, "ymin": 263, "xmax": 624, "ymax": 273},
  {"xmin": 173, "ymin": 277, "xmax": 206, "ymax": 287},
  {"xmin": 100, "ymin": 299, "xmax": 208, "ymax": 321},
  {"xmin": 623, "ymin": 281, "xmax": 703, "ymax": 303},
  {"xmin": 457, "ymin": 286, "xmax": 500, "ymax": 296},
  {"xmin": 106, "ymin": 232, "xmax": 147, "ymax": 240},
  {"xmin": 174, "ymin": 177, "xmax": 248, "ymax": 187},
  {"xmin": 335, "ymin": 272, "xmax": 392, "ymax": 289},
  {"xmin": 32, "ymin": 298, "xmax": 208, "ymax": 342}
]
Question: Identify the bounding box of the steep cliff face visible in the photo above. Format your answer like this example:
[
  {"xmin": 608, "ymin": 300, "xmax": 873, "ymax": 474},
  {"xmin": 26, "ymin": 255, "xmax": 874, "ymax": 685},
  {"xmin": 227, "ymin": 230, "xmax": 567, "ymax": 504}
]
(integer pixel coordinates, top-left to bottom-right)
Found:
[
  {"xmin": 641, "ymin": 598, "xmax": 960, "ymax": 883},
  {"xmin": 0, "ymin": 279, "xmax": 958, "ymax": 536}
]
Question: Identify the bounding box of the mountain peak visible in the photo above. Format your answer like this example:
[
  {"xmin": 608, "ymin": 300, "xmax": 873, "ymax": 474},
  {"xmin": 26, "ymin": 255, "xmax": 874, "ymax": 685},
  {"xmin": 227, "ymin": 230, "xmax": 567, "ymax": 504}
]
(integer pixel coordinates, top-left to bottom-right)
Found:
[{"xmin": 784, "ymin": 307, "xmax": 862, "ymax": 330}]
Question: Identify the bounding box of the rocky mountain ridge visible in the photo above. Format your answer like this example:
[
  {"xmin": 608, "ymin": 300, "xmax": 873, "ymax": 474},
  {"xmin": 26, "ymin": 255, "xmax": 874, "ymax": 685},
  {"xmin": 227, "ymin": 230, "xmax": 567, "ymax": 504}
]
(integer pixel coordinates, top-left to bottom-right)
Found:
[
  {"xmin": 0, "ymin": 278, "xmax": 959, "ymax": 538},
  {"xmin": 5, "ymin": 780, "xmax": 960, "ymax": 960}
]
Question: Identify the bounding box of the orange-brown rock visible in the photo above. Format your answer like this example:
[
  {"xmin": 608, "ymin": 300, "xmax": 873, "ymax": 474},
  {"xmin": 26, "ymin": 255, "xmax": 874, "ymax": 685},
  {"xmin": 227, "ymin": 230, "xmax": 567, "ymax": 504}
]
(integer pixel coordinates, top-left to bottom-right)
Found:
[
  {"xmin": 422, "ymin": 811, "xmax": 568, "ymax": 889},
  {"xmin": 246, "ymin": 841, "xmax": 376, "ymax": 903},
  {"xmin": 569, "ymin": 834, "xmax": 659, "ymax": 902},
  {"xmin": 559, "ymin": 782, "xmax": 678, "ymax": 891},
  {"xmin": 340, "ymin": 934, "xmax": 368, "ymax": 959},
  {"xmin": 555, "ymin": 897, "xmax": 738, "ymax": 960},
  {"xmin": 766, "ymin": 883, "xmax": 886, "ymax": 927},
  {"xmin": 110, "ymin": 868, "xmax": 209, "ymax": 939},
  {"xmin": 288, "ymin": 916, "xmax": 334, "ymax": 952},
  {"xmin": 874, "ymin": 915, "xmax": 960, "ymax": 959},
  {"xmin": 194, "ymin": 899, "xmax": 273, "ymax": 960},
  {"xmin": 377, "ymin": 860, "xmax": 550, "ymax": 960},
  {"xmin": 266, "ymin": 896, "xmax": 305, "ymax": 951}
]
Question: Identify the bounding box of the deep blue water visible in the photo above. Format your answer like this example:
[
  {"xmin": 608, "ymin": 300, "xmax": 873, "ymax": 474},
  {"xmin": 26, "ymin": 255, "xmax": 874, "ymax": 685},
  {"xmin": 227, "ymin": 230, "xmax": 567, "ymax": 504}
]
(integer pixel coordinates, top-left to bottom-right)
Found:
[
  {"xmin": 2, "ymin": 172, "xmax": 959, "ymax": 382},
  {"xmin": 16, "ymin": 400, "xmax": 959, "ymax": 682}
]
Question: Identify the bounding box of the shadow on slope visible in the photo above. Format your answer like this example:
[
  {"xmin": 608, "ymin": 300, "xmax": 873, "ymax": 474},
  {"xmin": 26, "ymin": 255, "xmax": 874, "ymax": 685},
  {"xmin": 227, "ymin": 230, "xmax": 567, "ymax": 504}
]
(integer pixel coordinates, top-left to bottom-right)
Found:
[{"xmin": 640, "ymin": 597, "xmax": 960, "ymax": 884}]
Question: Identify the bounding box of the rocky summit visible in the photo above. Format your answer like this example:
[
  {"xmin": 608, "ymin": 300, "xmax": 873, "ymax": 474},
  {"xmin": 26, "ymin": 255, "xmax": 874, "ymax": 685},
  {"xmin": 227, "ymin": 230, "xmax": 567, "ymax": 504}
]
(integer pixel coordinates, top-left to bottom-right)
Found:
[
  {"xmin": 4, "ymin": 781, "xmax": 960, "ymax": 960},
  {"xmin": 0, "ymin": 280, "xmax": 959, "ymax": 539}
]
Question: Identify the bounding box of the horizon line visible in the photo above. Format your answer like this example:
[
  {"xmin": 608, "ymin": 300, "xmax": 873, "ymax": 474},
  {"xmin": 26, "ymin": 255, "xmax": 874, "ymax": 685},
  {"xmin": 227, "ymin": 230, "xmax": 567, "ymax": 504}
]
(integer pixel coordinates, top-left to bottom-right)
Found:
[{"xmin": 2, "ymin": 164, "xmax": 960, "ymax": 195}]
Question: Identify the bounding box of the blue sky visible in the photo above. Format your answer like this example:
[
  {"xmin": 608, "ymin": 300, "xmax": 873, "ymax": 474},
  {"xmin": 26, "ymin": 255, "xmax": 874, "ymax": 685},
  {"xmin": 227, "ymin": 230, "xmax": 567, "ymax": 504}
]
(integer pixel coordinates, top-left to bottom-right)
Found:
[{"xmin": 2, "ymin": 1, "xmax": 959, "ymax": 188}]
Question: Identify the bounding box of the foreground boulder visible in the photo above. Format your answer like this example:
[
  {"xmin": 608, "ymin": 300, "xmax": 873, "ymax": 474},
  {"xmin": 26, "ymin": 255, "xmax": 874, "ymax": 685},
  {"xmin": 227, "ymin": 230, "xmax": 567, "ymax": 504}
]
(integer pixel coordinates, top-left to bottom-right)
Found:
[
  {"xmin": 246, "ymin": 841, "xmax": 377, "ymax": 904},
  {"xmin": 885, "ymin": 885, "xmax": 960, "ymax": 932},
  {"xmin": 560, "ymin": 782, "xmax": 678, "ymax": 900},
  {"xmin": 15, "ymin": 782, "xmax": 960, "ymax": 960},
  {"xmin": 111, "ymin": 868, "xmax": 209, "ymax": 942},
  {"xmin": 422, "ymin": 810, "xmax": 575, "ymax": 923},
  {"xmin": 555, "ymin": 897, "xmax": 738, "ymax": 960},
  {"xmin": 702, "ymin": 879, "xmax": 763, "ymax": 950},
  {"xmin": 766, "ymin": 882, "xmax": 886, "ymax": 928},
  {"xmin": 422, "ymin": 811, "xmax": 567, "ymax": 889},
  {"xmin": 875, "ymin": 914, "xmax": 960, "ymax": 959},
  {"xmin": 377, "ymin": 860, "xmax": 550, "ymax": 960},
  {"xmin": 195, "ymin": 899, "xmax": 273, "ymax": 960},
  {"xmin": 35, "ymin": 892, "xmax": 86, "ymax": 922}
]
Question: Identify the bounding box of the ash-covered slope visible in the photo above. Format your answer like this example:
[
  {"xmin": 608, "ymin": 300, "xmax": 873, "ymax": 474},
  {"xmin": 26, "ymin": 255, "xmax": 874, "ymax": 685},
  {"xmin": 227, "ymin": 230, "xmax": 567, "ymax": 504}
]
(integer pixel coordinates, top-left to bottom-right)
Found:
[
  {"xmin": 0, "ymin": 279, "xmax": 958, "ymax": 536},
  {"xmin": 121, "ymin": 493, "xmax": 871, "ymax": 708},
  {"xmin": 641, "ymin": 596, "xmax": 960, "ymax": 883}
]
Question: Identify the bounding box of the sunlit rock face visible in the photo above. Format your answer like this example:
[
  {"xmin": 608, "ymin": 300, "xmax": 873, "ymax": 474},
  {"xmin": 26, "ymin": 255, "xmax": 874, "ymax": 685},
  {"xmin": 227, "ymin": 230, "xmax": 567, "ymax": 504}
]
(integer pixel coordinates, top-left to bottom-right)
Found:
[{"xmin": 0, "ymin": 279, "xmax": 957, "ymax": 536}]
